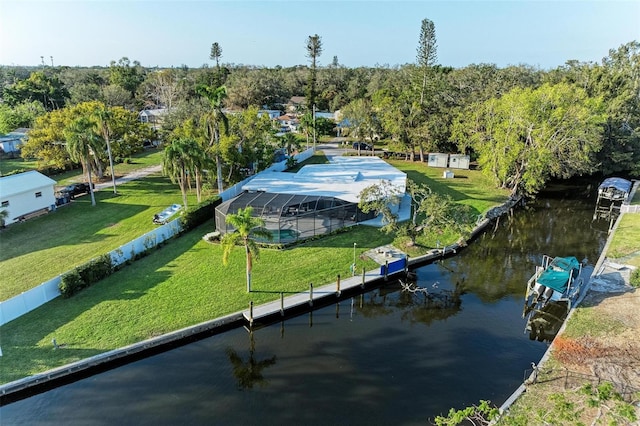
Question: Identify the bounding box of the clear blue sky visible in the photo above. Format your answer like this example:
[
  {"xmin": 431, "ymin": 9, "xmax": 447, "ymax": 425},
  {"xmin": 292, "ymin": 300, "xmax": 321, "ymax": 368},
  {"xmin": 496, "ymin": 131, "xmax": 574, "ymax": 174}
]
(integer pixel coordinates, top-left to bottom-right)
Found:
[{"xmin": 1, "ymin": 0, "xmax": 639, "ymax": 69}]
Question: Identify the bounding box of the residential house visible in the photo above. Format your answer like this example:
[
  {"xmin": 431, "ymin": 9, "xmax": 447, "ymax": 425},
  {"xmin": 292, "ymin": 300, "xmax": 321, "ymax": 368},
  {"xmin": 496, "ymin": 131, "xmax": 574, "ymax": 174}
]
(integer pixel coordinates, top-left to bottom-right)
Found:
[
  {"xmin": 0, "ymin": 128, "xmax": 28, "ymax": 154},
  {"xmin": 0, "ymin": 171, "xmax": 57, "ymax": 224}
]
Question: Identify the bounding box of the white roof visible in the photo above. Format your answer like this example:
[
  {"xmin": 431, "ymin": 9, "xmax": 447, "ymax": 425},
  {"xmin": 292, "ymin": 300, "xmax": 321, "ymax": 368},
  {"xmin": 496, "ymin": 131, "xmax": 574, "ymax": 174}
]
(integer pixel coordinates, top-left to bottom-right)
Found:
[
  {"xmin": 242, "ymin": 156, "xmax": 406, "ymax": 203},
  {"xmin": 0, "ymin": 170, "xmax": 56, "ymax": 198}
]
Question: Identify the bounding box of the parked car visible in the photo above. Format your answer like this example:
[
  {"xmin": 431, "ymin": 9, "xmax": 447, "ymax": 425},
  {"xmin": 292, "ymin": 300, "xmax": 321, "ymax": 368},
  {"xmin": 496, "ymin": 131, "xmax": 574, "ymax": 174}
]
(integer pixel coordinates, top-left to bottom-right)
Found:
[
  {"xmin": 61, "ymin": 183, "xmax": 92, "ymax": 198},
  {"xmin": 353, "ymin": 142, "xmax": 372, "ymax": 151}
]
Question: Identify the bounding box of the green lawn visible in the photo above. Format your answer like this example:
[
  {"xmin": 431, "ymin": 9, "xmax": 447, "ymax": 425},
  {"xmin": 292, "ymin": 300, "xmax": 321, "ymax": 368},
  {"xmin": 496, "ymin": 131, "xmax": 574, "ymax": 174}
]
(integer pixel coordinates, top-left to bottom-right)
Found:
[
  {"xmin": 608, "ymin": 213, "xmax": 640, "ymax": 267},
  {"xmin": 0, "ymin": 157, "xmax": 39, "ymax": 176},
  {"xmin": 0, "ymin": 225, "xmax": 390, "ymax": 384},
  {"xmin": 0, "ymin": 156, "xmax": 512, "ymax": 384},
  {"xmin": 387, "ymin": 160, "xmax": 509, "ymax": 214},
  {"xmin": 0, "ymin": 149, "xmax": 163, "ymax": 184},
  {"xmin": 0, "ymin": 173, "xmax": 190, "ymax": 300}
]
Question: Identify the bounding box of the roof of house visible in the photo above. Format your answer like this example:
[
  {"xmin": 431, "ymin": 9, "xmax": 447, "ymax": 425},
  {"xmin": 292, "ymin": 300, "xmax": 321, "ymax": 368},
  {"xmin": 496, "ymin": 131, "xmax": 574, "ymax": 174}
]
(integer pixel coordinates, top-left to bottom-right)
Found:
[
  {"xmin": 288, "ymin": 96, "xmax": 306, "ymax": 105},
  {"xmin": 139, "ymin": 108, "xmax": 168, "ymax": 117},
  {"xmin": 0, "ymin": 170, "xmax": 56, "ymax": 199},
  {"xmin": 242, "ymin": 156, "xmax": 406, "ymax": 203}
]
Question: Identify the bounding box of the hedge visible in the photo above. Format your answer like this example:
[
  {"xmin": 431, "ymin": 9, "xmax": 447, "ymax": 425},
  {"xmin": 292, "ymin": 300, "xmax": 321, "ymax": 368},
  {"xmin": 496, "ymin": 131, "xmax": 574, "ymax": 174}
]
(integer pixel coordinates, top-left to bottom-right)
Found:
[
  {"xmin": 180, "ymin": 197, "xmax": 221, "ymax": 231},
  {"xmin": 59, "ymin": 254, "xmax": 114, "ymax": 297}
]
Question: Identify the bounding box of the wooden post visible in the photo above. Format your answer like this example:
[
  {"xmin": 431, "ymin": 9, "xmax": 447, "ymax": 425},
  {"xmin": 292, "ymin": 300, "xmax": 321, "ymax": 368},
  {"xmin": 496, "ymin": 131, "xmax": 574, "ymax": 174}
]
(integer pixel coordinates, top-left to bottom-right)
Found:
[
  {"xmin": 249, "ymin": 301, "xmax": 254, "ymax": 328},
  {"xmin": 404, "ymin": 255, "xmax": 409, "ymax": 274},
  {"xmin": 384, "ymin": 260, "xmax": 389, "ymax": 281},
  {"xmin": 336, "ymin": 274, "xmax": 341, "ymax": 297},
  {"xmin": 361, "ymin": 267, "xmax": 366, "ymax": 288},
  {"xmin": 280, "ymin": 292, "xmax": 284, "ymax": 316},
  {"xmin": 309, "ymin": 282, "xmax": 313, "ymax": 306}
]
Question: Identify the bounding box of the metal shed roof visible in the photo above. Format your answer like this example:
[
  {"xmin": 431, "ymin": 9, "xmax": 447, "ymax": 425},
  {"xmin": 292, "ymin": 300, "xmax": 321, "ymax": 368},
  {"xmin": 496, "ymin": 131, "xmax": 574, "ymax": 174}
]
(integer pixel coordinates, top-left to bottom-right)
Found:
[{"xmin": 0, "ymin": 171, "xmax": 57, "ymax": 199}]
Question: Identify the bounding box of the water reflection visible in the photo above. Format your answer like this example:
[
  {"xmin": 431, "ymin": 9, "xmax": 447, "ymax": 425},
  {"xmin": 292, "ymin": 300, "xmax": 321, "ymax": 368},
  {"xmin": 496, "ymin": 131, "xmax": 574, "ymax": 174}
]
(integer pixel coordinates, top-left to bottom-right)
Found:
[{"xmin": 226, "ymin": 332, "xmax": 277, "ymax": 390}]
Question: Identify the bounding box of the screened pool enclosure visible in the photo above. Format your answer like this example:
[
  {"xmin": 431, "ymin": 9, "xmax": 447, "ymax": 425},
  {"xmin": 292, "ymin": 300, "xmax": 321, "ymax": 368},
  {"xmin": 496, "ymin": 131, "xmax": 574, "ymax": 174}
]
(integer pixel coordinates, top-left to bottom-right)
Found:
[
  {"xmin": 215, "ymin": 156, "xmax": 406, "ymax": 244},
  {"xmin": 215, "ymin": 191, "xmax": 376, "ymax": 244}
]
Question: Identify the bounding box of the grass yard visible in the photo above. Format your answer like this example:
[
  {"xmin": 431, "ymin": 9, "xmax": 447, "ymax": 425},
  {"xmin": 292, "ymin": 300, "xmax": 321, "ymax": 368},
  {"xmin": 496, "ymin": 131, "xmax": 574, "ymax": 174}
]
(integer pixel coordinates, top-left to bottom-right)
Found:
[
  {"xmin": 0, "ymin": 224, "xmax": 390, "ymax": 384},
  {"xmin": 0, "ymin": 157, "xmax": 40, "ymax": 176},
  {"xmin": 0, "ymin": 174, "xmax": 193, "ymax": 300},
  {"xmin": 387, "ymin": 159, "xmax": 509, "ymax": 214},
  {"xmin": 607, "ymin": 213, "xmax": 640, "ymax": 267},
  {"xmin": 0, "ymin": 149, "xmax": 163, "ymax": 183}
]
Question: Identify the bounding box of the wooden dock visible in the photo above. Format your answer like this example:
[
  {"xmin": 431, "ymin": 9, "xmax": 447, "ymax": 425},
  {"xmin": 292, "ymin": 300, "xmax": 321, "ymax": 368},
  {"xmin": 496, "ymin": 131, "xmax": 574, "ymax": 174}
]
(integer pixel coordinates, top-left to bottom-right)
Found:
[{"xmin": 243, "ymin": 265, "xmax": 407, "ymax": 327}]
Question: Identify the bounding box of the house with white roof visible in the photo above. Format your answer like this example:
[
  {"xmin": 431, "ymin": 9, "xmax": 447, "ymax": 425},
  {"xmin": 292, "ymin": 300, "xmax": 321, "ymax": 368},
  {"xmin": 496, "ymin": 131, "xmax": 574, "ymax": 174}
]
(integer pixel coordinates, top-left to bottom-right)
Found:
[
  {"xmin": 0, "ymin": 171, "xmax": 57, "ymax": 225},
  {"xmin": 215, "ymin": 157, "xmax": 407, "ymax": 243},
  {"xmin": 0, "ymin": 128, "xmax": 28, "ymax": 154}
]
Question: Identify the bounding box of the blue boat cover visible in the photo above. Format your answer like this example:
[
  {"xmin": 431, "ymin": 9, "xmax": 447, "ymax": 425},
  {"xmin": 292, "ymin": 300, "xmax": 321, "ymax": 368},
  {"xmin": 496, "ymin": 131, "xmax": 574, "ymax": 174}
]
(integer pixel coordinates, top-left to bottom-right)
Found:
[
  {"xmin": 537, "ymin": 256, "xmax": 580, "ymax": 293},
  {"xmin": 599, "ymin": 177, "xmax": 632, "ymax": 194}
]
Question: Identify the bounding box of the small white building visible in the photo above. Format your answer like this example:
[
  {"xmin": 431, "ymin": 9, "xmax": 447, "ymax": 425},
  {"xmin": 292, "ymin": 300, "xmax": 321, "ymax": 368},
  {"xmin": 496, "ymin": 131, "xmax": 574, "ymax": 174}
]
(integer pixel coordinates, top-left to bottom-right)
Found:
[
  {"xmin": 448, "ymin": 154, "xmax": 470, "ymax": 170},
  {"xmin": 428, "ymin": 153, "xmax": 449, "ymax": 168},
  {"xmin": 0, "ymin": 171, "xmax": 56, "ymax": 224}
]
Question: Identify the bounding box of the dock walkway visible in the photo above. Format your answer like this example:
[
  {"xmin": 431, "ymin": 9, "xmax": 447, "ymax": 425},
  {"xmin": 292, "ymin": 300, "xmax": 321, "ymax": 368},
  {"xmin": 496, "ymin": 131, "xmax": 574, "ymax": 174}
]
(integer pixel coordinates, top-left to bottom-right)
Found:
[{"xmin": 243, "ymin": 266, "xmax": 406, "ymax": 326}]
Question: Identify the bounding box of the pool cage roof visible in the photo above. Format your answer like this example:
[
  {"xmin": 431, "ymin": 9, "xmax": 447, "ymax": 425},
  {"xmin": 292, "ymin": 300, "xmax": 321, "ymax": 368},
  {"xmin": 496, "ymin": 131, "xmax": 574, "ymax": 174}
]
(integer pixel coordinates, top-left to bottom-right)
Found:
[
  {"xmin": 215, "ymin": 191, "xmax": 374, "ymax": 243},
  {"xmin": 216, "ymin": 191, "xmax": 354, "ymax": 220}
]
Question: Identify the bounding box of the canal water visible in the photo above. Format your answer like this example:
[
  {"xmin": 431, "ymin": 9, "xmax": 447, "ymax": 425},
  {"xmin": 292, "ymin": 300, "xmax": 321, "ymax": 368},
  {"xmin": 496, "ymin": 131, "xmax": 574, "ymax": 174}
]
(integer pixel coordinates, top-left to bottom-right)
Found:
[{"xmin": 1, "ymin": 182, "xmax": 610, "ymax": 425}]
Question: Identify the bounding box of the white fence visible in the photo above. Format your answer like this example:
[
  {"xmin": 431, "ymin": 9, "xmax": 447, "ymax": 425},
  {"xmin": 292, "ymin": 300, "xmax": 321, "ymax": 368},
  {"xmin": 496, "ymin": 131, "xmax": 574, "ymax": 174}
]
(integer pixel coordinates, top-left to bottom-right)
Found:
[
  {"xmin": 621, "ymin": 204, "xmax": 640, "ymax": 214},
  {"xmin": 0, "ymin": 148, "xmax": 316, "ymax": 327},
  {"xmin": 0, "ymin": 219, "xmax": 182, "ymax": 326}
]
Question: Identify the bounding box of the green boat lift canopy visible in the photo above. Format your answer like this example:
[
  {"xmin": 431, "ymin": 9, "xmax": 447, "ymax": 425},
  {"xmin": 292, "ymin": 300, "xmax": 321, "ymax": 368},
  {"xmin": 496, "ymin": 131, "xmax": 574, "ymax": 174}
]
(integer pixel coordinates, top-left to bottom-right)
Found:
[{"xmin": 536, "ymin": 256, "xmax": 580, "ymax": 293}]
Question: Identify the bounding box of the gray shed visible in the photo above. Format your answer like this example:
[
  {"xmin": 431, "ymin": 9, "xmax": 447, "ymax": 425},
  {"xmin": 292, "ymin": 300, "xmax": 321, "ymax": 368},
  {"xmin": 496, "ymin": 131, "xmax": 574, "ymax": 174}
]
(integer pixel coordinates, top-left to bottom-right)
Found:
[
  {"xmin": 427, "ymin": 153, "xmax": 448, "ymax": 168},
  {"xmin": 448, "ymin": 154, "xmax": 470, "ymax": 170}
]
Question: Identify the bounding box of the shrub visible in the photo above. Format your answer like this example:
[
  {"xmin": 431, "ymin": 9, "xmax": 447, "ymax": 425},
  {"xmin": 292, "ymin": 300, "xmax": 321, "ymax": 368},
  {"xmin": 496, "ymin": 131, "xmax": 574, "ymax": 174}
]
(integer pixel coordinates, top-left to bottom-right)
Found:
[
  {"xmin": 58, "ymin": 254, "xmax": 114, "ymax": 297},
  {"xmin": 180, "ymin": 197, "xmax": 221, "ymax": 231},
  {"xmin": 59, "ymin": 270, "xmax": 84, "ymax": 298},
  {"xmin": 76, "ymin": 254, "xmax": 113, "ymax": 284}
]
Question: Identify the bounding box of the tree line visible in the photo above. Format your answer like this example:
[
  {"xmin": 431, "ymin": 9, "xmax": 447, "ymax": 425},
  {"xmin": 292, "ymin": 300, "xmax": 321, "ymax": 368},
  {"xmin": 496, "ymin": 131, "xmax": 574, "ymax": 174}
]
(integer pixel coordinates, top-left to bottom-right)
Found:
[{"xmin": 0, "ymin": 23, "xmax": 638, "ymax": 198}]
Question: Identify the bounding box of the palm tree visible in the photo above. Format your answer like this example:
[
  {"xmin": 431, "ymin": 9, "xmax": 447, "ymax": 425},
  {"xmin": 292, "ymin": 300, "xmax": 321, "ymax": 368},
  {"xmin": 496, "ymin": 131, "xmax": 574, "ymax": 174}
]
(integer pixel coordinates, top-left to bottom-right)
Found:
[
  {"xmin": 162, "ymin": 138, "xmax": 201, "ymax": 208},
  {"xmin": 93, "ymin": 106, "xmax": 117, "ymax": 194},
  {"xmin": 221, "ymin": 207, "xmax": 272, "ymax": 292},
  {"xmin": 64, "ymin": 116, "xmax": 99, "ymax": 206},
  {"xmin": 279, "ymin": 132, "xmax": 301, "ymax": 156},
  {"xmin": 197, "ymin": 84, "xmax": 228, "ymax": 194}
]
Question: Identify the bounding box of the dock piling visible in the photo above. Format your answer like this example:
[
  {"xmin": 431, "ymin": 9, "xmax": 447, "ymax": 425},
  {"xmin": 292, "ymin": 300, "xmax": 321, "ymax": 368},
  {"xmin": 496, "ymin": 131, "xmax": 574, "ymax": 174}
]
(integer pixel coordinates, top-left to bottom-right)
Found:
[
  {"xmin": 249, "ymin": 301, "xmax": 254, "ymax": 328},
  {"xmin": 361, "ymin": 267, "xmax": 366, "ymax": 288},
  {"xmin": 280, "ymin": 292, "xmax": 284, "ymax": 316},
  {"xmin": 336, "ymin": 274, "xmax": 341, "ymax": 297},
  {"xmin": 384, "ymin": 260, "xmax": 389, "ymax": 281},
  {"xmin": 309, "ymin": 283, "xmax": 314, "ymax": 306}
]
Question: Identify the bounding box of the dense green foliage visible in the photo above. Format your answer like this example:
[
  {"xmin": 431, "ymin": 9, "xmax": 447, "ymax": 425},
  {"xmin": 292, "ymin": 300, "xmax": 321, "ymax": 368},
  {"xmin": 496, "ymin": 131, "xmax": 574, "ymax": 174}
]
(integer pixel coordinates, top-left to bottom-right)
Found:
[
  {"xmin": 59, "ymin": 254, "xmax": 113, "ymax": 297},
  {"xmin": 180, "ymin": 197, "xmax": 222, "ymax": 231},
  {"xmin": 2, "ymin": 38, "xmax": 637, "ymax": 196}
]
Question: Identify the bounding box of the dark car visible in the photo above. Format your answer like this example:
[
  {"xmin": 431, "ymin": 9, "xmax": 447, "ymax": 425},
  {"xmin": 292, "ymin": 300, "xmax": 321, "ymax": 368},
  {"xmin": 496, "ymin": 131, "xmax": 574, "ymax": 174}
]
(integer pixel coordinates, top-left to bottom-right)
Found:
[
  {"xmin": 61, "ymin": 183, "xmax": 92, "ymax": 198},
  {"xmin": 353, "ymin": 142, "xmax": 372, "ymax": 151}
]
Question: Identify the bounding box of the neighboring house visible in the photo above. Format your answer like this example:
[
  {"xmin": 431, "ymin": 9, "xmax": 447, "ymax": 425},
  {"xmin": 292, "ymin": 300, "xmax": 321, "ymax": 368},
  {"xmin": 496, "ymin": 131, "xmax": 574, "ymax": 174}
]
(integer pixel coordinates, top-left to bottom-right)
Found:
[
  {"xmin": 0, "ymin": 171, "xmax": 57, "ymax": 224},
  {"xmin": 138, "ymin": 108, "xmax": 168, "ymax": 129},
  {"xmin": 276, "ymin": 114, "xmax": 300, "ymax": 133},
  {"xmin": 0, "ymin": 128, "xmax": 28, "ymax": 154},
  {"xmin": 258, "ymin": 109, "xmax": 282, "ymax": 120},
  {"xmin": 286, "ymin": 96, "xmax": 306, "ymax": 112}
]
